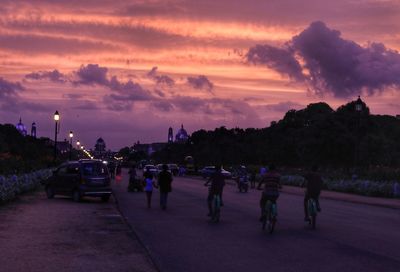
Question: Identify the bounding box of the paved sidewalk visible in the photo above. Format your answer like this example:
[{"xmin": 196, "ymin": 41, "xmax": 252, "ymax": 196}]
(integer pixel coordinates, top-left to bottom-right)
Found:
[{"xmin": 0, "ymin": 190, "xmax": 158, "ymax": 272}]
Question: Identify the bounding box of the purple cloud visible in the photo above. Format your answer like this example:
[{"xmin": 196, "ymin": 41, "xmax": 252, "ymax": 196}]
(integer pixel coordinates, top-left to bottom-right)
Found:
[
  {"xmin": 247, "ymin": 21, "xmax": 400, "ymax": 98},
  {"xmin": 151, "ymin": 101, "xmax": 174, "ymax": 112},
  {"xmin": 73, "ymin": 64, "xmax": 154, "ymax": 110},
  {"xmin": 147, "ymin": 66, "xmax": 175, "ymax": 87},
  {"xmin": 187, "ymin": 75, "xmax": 214, "ymax": 94},
  {"xmin": 25, "ymin": 69, "xmax": 67, "ymax": 83},
  {"xmin": 75, "ymin": 64, "xmax": 109, "ymax": 85},
  {"xmin": 247, "ymin": 44, "xmax": 304, "ymax": 82},
  {"xmin": 0, "ymin": 77, "xmax": 24, "ymax": 98},
  {"xmin": 154, "ymin": 89, "xmax": 166, "ymax": 97}
]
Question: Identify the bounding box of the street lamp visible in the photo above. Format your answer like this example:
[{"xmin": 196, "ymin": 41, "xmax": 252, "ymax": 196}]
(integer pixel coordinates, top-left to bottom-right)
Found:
[
  {"xmin": 53, "ymin": 111, "xmax": 60, "ymax": 161},
  {"xmin": 354, "ymin": 96, "xmax": 363, "ymax": 170},
  {"xmin": 69, "ymin": 131, "xmax": 73, "ymax": 160},
  {"xmin": 76, "ymin": 140, "xmax": 80, "ymax": 147}
]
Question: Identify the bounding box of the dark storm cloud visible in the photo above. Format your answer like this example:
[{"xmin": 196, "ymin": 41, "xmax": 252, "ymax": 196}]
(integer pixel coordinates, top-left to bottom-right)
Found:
[
  {"xmin": 187, "ymin": 75, "xmax": 214, "ymax": 94},
  {"xmin": 247, "ymin": 21, "xmax": 400, "ymax": 98},
  {"xmin": 25, "ymin": 69, "xmax": 67, "ymax": 83},
  {"xmin": 247, "ymin": 45, "xmax": 304, "ymax": 82},
  {"xmin": 147, "ymin": 67, "xmax": 175, "ymax": 87}
]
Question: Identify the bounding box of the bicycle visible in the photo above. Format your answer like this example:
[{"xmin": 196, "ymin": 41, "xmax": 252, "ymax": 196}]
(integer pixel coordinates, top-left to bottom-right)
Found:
[
  {"xmin": 262, "ymin": 199, "xmax": 277, "ymax": 233},
  {"xmin": 307, "ymin": 198, "xmax": 318, "ymax": 229}
]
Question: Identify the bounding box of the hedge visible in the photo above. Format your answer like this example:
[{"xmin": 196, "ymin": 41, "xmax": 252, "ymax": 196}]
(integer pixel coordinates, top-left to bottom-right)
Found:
[{"xmin": 0, "ymin": 169, "xmax": 53, "ymax": 204}]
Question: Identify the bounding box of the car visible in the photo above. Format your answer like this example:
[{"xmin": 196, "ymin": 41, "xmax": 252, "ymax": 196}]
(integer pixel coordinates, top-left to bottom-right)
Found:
[
  {"xmin": 143, "ymin": 164, "xmax": 158, "ymax": 177},
  {"xmin": 167, "ymin": 164, "xmax": 179, "ymax": 176},
  {"xmin": 199, "ymin": 166, "xmax": 232, "ymax": 179},
  {"xmin": 43, "ymin": 159, "xmax": 112, "ymax": 202}
]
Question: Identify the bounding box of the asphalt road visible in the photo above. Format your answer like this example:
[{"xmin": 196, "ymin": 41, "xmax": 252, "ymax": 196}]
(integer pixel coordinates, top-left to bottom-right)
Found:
[{"xmin": 113, "ymin": 170, "xmax": 400, "ymax": 272}]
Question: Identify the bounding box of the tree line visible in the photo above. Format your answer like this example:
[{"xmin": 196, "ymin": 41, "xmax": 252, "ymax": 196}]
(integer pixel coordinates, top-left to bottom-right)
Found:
[{"xmin": 149, "ymin": 100, "xmax": 400, "ymax": 170}]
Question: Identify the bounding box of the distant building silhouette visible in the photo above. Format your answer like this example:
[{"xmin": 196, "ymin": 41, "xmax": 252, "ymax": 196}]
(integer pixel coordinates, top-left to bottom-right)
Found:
[
  {"xmin": 168, "ymin": 127, "xmax": 173, "ymax": 143},
  {"xmin": 95, "ymin": 138, "xmax": 106, "ymax": 152},
  {"xmin": 31, "ymin": 122, "xmax": 37, "ymax": 138},
  {"xmin": 15, "ymin": 118, "xmax": 27, "ymax": 136},
  {"xmin": 175, "ymin": 124, "xmax": 189, "ymax": 143}
]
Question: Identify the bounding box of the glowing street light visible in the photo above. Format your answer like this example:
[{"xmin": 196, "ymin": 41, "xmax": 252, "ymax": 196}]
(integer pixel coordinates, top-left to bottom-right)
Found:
[
  {"xmin": 69, "ymin": 130, "xmax": 73, "ymax": 160},
  {"xmin": 53, "ymin": 111, "xmax": 60, "ymax": 161}
]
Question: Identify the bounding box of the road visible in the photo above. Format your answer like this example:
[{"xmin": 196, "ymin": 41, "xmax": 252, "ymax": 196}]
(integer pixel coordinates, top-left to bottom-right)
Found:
[{"xmin": 113, "ymin": 170, "xmax": 400, "ymax": 272}]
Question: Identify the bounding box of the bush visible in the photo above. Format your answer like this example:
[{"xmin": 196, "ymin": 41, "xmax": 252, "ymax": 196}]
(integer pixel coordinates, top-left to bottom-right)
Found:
[
  {"xmin": 0, "ymin": 169, "xmax": 53, "ymax": 204},
  {"xmin": 279, "ymin": 174, "xmax": 400, "ymax": 198}
]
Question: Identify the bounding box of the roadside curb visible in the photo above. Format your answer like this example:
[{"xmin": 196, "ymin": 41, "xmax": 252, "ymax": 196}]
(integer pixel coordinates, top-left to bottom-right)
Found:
[{"xmin": 112, "ymin": 192, "xmax": 162, "ymax": 272}]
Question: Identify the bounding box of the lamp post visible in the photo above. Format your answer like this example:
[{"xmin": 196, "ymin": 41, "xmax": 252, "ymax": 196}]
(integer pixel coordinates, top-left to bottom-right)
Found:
[
  {"xmin": 69, "ymin": 131, "xmax": 73, "ymax": 160},
  {"xmin": 354, "ymin": 96, "xmax": 363, "ymax": 170},
  {"xmin": 54, "ymin": 111, "xmax": 60, "ymax": 161},
  {"xmin": 76, "ymin": 140, "xmax": 80, "ymax": 159}
]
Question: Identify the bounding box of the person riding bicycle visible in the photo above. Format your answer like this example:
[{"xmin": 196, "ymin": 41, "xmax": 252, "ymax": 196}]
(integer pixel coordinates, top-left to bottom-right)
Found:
[
  {"xmin": 302, "ymin": 165, "xmax": 323, "ymax": 221},
  {"xmin": 204, "ymin": 165, "xmax": 225, "ymax": 217},
  {"xmin": 257, "ymin": 164, "xmax": 281, "ymax": 221}
]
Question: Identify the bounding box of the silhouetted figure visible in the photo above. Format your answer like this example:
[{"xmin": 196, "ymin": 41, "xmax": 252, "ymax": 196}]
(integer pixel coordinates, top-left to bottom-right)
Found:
[
  {"xmin": 144, "ymin": 170, "xmax": 156, "ymax": 208},
  {"xmin": 158, "ymin": 164, "xmax": 173, "ymax": 210},
  {"xmin": 257, "ymin": 164, "xmax": 280, "ymax": 221},
  {"xmin": 302, "ymin": 165, "xmax": 323, "ymax": 221}
]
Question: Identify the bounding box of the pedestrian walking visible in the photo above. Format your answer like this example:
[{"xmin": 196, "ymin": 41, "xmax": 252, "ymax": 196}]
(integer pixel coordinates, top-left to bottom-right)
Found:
[
  {"xmin": 158, "ymin": 164, "xmax": 173, "ymax": 210},
  {"xmin": 144, "ymin": 169, "xmax": 157, "ymax": 208}
]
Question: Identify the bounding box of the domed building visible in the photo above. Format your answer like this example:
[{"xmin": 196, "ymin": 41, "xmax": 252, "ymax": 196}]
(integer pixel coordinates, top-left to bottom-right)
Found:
[
  {"xmin": 95, "ymin": 138, "xmax": 106, "ymax": 152},
  {"xmin": 175, "ymin": 124, "xmax": 189, "ymax": 143},
  {"xmin": 15, "ymin": 118, "xmax": 27, "ymax": 136}
]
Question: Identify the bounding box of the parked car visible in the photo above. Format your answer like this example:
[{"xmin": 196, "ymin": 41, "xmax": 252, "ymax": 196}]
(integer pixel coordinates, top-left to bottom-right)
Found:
[
  {"xmin": 167, "ymin": 163, "xmax": 179, "ymax": 176},
  {"xmin": 199, "ymin": 166, "xmax": 232, "ymax": 179},
  {"xmin": 43, "ymin": 159, "xmax": 112, "ymax": 202}
]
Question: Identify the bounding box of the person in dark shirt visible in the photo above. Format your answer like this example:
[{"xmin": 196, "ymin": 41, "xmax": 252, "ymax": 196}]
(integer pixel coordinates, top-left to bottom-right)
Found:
[
  {"xmin": 204, "ymin": 165, "xmax": 225, "ymax": 216},
  {"xmin": 302, "ymin": 165, "xmax": 323, "ymax": 221},
  {"xmin": 257, "ymin": 164, "xmax": 281, "ymax": 221},
  {"xmin": 158, "ymin": 164, "xmax": 173, "ymax": 210}
]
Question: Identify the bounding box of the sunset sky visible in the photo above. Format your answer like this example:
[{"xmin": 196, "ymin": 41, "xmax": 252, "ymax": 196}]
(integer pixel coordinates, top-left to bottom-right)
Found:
[{"xmin": 1, "ymin": 0, "xmax": 400, "ymax": 150}]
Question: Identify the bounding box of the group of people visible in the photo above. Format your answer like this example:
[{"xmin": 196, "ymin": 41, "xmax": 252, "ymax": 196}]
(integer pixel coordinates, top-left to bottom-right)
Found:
[
  {"xmin": 129, "ymin": 164, "xmax": 173, "ymax": 210},
  {"xmin": 206, "ymin": 164, "xmax": 323, "ymax": 222},
  {"xmin": 127, "ymin": 162, "xmax": 323, "ymax": 222}
]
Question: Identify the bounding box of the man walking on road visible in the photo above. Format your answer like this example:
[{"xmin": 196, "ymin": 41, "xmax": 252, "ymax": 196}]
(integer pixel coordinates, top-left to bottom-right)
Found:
[{"xmin": 158, "ymin": 164, "xmax": 173, "ymax": 210}]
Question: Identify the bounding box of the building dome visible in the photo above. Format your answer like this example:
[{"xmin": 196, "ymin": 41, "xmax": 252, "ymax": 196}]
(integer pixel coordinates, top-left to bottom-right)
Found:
[
  {"xmin": 16, "ymin": 118, "xmax": 27, "ymax": 136},
  {"xmin": 95, "ymin": 137, "xmax": 106, "ymax": 152},
  {"xmin": 175, "ymin": 124, "xmax": 189, "ymax": 142}
]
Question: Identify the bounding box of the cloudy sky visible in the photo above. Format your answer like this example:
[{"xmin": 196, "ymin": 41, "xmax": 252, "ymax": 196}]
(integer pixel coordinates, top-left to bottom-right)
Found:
[{"xmin": 1, "ymin": 0, "xmax": 400, "ymax": 150}]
